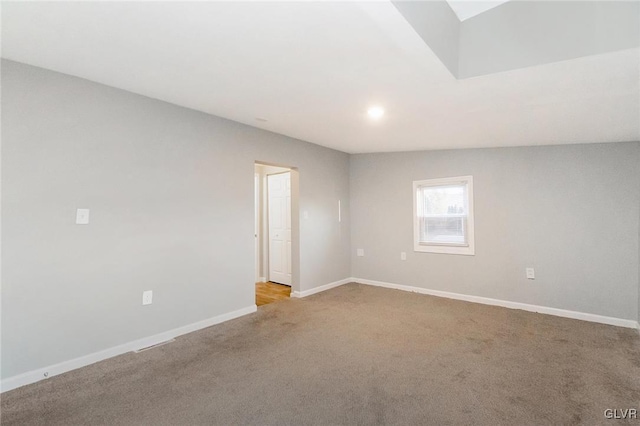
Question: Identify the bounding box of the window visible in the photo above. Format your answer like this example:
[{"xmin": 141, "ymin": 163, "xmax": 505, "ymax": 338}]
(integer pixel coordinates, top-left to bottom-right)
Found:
[{"xmin": 413, "ymin": 176, "xmax": 474, "ymax": 255}]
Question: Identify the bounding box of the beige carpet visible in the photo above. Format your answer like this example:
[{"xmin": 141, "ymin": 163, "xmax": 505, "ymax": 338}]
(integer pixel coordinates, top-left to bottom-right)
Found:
[{"xmin": 2, "ymin": 283, "xmax": 639, "ymax": 425}]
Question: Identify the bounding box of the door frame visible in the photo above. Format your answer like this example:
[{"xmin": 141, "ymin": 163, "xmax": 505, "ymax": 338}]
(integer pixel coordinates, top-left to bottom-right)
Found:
[
  {"xmin": 254, "ymin": 161, "xmax": 300, "ymax": 295},
  {"xmin": 254, "ymin": 172, "xmax": 260, "ymax": 282}
]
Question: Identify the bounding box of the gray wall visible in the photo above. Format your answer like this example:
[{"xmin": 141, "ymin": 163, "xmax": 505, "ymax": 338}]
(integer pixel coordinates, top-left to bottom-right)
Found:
[
  {"xmin": 2, "ymin": 58, "xmax": 639, "ymax": 382},
  {"xmin": 350, "ymin": 143, "xmax": 640, "ymax": 321},
  {"xmin": 1, "ymin": 60, "xmax": 351, "ymax": 379}
]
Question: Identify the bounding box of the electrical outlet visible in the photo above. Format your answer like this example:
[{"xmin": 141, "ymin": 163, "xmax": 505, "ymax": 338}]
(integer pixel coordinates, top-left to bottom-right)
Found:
[
  {"xmin": 526, "ymin": 268, "xmax": 535, "ymax": 280},
  {"xmin": 142, "ymin": 290, "xmax": 153, "ymax": 305},
  {"xmin": 357, "ymin": 248, "xmax": 364, "ymax": 257},
  {"xmin": 400, "ymin": 252, "xmax": 407, "ymax": 261}
]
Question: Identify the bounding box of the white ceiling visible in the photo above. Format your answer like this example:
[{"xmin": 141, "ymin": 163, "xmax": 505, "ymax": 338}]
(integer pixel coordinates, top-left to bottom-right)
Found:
[
  {"xmin": 446, "ymin": 0, "xmax": 511, "ymax": 21},
  {"xmin": 2, "ymin": 1, "xmax": 638, "ymax": 154}
]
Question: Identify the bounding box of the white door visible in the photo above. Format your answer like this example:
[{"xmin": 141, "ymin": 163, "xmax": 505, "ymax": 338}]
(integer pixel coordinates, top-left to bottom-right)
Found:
[{"xmin": 268, "ymin": 172, "xmax": 291, "ymax": 285}]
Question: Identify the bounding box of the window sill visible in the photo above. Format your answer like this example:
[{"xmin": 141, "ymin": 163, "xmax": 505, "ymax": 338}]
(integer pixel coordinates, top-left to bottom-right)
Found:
[{"xmin": 414, "ymin": 244, "xmax": 475, "ymax": 256}]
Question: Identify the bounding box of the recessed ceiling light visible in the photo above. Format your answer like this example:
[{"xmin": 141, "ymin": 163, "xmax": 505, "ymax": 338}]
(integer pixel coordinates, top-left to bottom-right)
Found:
[
  {"xmin": 255, "ymin": 117, "xmax": 268, "ymax": 122},
  {"xmin": 367, "ymin": 106, "xmax": 384, "ymax": 120}
]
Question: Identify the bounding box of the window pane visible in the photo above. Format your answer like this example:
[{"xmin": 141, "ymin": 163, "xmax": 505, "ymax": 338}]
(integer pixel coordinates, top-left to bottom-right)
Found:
[
  {"xmin": 421, "ymin": 184, "xmax": 466, "ymax": 216},
  {"xmin": 418, "ymin": 183, "xmax": 468, "ymax": 245},
  {"xmin": 422, "ymin": 217, "xmax": 467, "ymax": 244}
]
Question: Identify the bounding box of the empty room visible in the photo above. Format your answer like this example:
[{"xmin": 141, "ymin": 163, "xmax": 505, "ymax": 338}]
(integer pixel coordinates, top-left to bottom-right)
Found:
[{"xmin": 1, "ymin": 1, "xmax": 639, "ymax": 425}]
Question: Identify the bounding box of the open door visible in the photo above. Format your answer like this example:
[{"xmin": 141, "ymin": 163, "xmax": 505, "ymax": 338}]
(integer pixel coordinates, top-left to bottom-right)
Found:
[{"xmin": 267, "ymin": 172, "xmax": 291, "ymax": 285}]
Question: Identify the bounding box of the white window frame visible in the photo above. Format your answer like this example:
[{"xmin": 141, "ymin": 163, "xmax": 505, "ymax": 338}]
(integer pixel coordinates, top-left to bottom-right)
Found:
[{"xmin": 413, "ymin": 175, "xmax": 475, "ymax": 256}]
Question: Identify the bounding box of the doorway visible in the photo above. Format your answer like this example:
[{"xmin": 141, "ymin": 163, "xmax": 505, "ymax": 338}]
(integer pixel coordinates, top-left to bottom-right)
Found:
[{"xmin": 254, "ymin": 163, "xmax": 297, "ymax": 307}]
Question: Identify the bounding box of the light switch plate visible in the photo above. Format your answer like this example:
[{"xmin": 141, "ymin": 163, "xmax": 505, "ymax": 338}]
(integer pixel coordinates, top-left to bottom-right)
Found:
[
  {"xmin": 401, "ymin": 252, "xmax": 407, "ymax": 261},
  {"xmin": 76, "ymin": 209, "xmax": 90, "ymax": 225},
  {"xmin": 357, "ymin": 249, "xmax": 364, "ymax": 257},
  {"xmin": 142, "ymin": 290, "xmax": 153, "ymax": 305},
  {"xmin": 526, "ymin": 268, "xmax": 535, "ymax": 280}
]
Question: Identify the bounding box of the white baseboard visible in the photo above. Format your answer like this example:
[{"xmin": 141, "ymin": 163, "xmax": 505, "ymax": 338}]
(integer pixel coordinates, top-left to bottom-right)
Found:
[
  {"xmin": 291, "ymin": 277, "xmax": 353, "ymax": 298},
  {"xmin": 4, "ymin": 279, "xmax": 637, "ymax": 393},
  {"xmin": 354, "ymin": 278, "xmax": 639, "ymax": 329},
  {"xmin": 258, "ymin": 277, "xmax": 266, "ymax": 283},
  {"xmin": 1, "ymin": 304, "xmax": 257, "ymax": 393}
]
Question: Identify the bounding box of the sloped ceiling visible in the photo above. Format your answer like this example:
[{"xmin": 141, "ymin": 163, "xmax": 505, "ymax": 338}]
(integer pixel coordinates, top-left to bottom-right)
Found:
[
  {"xmin": 1, "ymin": 1, "xmax": 638, "ymax": 153},
  {"xmin": 447, "ymin": 0, "xmax": 510, "ymax": 21}
]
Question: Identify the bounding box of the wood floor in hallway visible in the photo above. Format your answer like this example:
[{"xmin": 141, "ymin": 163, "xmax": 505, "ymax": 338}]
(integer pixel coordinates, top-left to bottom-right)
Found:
[{"xmin": 255, "ymin": 281, "xmax": 291, "ymax": 306}]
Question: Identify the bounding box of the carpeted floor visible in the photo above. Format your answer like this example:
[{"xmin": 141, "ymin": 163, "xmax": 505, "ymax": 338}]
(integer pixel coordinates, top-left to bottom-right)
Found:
[{"xmin": 2, "ymin": 283, "xmax": 639, "ymax": 425}]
